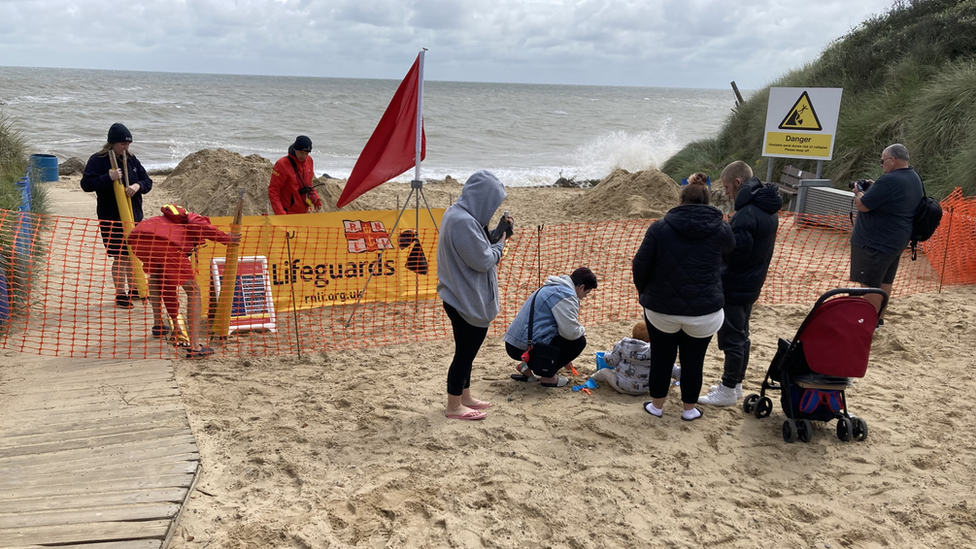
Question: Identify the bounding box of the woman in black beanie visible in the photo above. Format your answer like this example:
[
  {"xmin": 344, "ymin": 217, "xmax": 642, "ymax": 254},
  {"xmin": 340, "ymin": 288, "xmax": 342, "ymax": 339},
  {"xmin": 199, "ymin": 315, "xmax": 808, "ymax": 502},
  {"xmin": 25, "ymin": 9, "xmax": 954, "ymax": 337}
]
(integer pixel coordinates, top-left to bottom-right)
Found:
[{"xmin": 80, "ymin": 123, "xmax": 154, "ymax": 308}]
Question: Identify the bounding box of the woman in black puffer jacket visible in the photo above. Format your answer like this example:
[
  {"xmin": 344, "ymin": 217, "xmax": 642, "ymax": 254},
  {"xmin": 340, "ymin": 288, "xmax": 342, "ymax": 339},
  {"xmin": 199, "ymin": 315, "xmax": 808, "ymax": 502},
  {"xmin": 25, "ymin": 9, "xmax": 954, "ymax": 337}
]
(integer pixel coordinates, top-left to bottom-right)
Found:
[{"xmin": 632, "ymin": 173, "xmax": 734, "ymax": 421}]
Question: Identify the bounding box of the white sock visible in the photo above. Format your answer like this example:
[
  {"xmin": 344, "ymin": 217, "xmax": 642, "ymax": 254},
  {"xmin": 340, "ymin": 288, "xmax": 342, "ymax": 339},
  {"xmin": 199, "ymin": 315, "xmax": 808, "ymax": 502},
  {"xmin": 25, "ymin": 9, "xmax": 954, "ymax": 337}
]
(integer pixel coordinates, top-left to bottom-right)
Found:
[
  {"xmin": 645, "ymin": 402, "xmax": 663, "ymax": 417},
  {"xmin": 682, "ymin": 407, "xmax": 702, "ymax": 421}
]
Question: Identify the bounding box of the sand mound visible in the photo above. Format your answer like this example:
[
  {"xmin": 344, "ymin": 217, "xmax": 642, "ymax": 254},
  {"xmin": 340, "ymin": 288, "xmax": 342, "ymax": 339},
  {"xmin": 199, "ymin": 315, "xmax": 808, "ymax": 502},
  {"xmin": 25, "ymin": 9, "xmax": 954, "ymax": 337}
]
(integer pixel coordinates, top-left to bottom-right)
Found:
[
  {"xmin": 565, "ymin": 168, "xmax": 681, "ymax": 221},
  {"xmin": 159, "ymin": 148, "xmax": 364, "ymax": 217},
  {"xmin": 162, "ymin": 149, "xmax": 274, "ymax": 216}
]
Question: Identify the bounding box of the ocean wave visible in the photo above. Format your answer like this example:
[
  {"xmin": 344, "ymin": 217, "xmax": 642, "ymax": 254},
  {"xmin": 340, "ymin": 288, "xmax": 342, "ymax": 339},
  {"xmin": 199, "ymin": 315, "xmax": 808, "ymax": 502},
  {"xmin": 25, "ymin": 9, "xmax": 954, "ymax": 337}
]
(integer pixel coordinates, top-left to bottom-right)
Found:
[{"xmin": 572, "ymin": 120, "xmax": 682, "ymax": 175}]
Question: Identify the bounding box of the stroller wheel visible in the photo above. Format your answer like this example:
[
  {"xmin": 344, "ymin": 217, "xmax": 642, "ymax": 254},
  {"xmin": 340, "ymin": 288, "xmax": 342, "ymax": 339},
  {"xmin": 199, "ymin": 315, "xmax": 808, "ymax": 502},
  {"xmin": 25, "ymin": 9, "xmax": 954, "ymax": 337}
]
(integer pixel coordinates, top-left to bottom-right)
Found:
[
  {"xmin": 782, "ymin": 419, "xmax": 798, "ymax": 443},
  {"xmin": 755, "ymin": 396, "xmax": 773, "ymax": 419},
  {"xmin": 743, "ymin": 394, "xmax": 760, "ymax": 414},
  {"xmin": 836, "ymin": 417, "xmax": 854, "ymax": 442},
  {"xmin": 797, "ymin": 419, "xmax": 813, "ymax": 443},
  {"xmin": 851, "ymin": 416, "xmax": 868, "ymax": 441}
]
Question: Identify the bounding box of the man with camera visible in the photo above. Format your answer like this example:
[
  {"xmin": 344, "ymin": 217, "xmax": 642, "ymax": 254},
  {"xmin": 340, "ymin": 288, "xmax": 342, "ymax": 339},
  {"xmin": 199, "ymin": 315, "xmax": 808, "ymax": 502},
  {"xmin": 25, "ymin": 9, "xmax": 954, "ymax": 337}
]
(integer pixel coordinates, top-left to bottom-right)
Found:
[{"xmin": 850, "ymin": 143, "xmax": 923, "ymax": 326}]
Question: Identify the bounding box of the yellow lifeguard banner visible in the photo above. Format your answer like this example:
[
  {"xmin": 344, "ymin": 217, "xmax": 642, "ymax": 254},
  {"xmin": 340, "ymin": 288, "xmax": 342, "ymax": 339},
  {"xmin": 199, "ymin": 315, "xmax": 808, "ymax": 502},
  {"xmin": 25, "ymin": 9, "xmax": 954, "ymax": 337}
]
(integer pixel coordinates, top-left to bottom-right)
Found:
[{"xmin": 194, "ymin": 209, "xmax": 443, "ymax": 316}]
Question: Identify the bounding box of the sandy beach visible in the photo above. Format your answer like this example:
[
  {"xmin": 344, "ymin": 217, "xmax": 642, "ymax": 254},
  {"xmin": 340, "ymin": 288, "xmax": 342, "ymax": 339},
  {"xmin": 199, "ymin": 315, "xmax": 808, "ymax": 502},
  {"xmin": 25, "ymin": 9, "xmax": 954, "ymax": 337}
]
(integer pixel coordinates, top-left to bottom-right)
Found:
[{"xmin": 36, "ymin": 163, "xmax": 976, "ymax": 548}]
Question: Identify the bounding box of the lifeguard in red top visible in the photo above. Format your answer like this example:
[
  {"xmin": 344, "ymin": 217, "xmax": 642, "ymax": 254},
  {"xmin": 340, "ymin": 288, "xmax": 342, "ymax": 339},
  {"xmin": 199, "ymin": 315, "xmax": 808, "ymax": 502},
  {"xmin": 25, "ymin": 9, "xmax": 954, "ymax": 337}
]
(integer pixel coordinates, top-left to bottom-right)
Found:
[
  {"xmin": 128, "ymin": 204, "xmax": 238, "ymax": 359},
  {"xmin": 268, "ymin": 135, "xmax": 323, "ymax": 214}
]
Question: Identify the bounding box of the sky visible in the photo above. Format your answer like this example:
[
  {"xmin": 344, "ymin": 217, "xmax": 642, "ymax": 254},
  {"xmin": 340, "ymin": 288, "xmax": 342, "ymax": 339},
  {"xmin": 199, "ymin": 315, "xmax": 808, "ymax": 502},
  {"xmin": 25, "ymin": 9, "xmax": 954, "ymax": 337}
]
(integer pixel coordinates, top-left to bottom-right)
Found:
[{"xmin": 0, "ymin": 0, "xmax": 897, "ymax": 89}]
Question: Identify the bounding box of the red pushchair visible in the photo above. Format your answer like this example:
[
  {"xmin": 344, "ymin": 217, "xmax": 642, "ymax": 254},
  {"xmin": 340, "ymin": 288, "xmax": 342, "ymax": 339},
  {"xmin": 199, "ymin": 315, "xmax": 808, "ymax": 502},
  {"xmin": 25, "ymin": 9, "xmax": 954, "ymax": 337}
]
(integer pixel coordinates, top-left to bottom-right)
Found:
[{"xmin": 743, "ymin": 288, "xmax": 888, "ymax": 443}]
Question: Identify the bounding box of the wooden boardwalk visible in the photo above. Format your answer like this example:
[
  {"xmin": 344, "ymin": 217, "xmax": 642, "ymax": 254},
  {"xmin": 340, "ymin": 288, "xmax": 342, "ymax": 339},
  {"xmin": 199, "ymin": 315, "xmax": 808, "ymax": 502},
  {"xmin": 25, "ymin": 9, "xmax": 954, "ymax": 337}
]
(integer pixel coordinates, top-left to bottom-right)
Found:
[{"xmin": 0, "ymin": 356, "xmax": 199, "ymax": 549}]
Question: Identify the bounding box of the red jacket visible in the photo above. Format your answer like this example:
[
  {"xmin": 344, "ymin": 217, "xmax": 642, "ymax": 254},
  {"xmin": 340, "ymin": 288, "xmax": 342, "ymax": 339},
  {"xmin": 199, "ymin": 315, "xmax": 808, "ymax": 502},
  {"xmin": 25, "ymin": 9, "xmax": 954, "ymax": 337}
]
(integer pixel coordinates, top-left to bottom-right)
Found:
[
  {"xmin": 130, "ymin": 206, "xmax": 232, "ymax": 253},
  {"xmin": 268, "ymin": 154, "xmax": 322, "ymax": 215}
]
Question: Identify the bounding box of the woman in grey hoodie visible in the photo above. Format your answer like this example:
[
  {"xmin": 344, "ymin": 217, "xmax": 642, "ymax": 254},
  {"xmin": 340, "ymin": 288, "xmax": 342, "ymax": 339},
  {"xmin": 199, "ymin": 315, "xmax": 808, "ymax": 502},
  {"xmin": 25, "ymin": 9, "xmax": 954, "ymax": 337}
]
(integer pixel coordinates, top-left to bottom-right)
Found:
[{"xmin": 436, "ymin": 171, "xmax": 512, "ymax": 420}]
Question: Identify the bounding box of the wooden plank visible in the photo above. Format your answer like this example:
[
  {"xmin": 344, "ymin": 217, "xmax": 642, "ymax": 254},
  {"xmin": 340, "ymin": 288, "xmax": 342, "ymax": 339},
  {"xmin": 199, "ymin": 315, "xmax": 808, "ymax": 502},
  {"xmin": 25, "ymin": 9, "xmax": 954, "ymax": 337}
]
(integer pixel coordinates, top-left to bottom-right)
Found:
[
  {"xmin": 162, "ymin": 462, "xmax": 201, "ymax": 548},
  {"xmin": 0, "ymin": 503, "xmax": 181, "ymax": 529},
  {"xmin": 776, "ymin": 183, "xmax": 799, "ymax": 195},
  {"xmin": 0, "ymin": 453, "xmax": 200, "ymax": 496},
  {"xmin": 0, "ymin": 474, "xmax": 194, "ymax": 499},
  {"xmin": 782, "ymin": 165, "xmax": 808, "ymax": 178},
  {"xmin": 31, "ymin": 359, "xmax": 171, "ymax": 373},
  {"xmin": 0, "ymin": 410, "xmax": 187, "ymax": 438},
  {"xmin": 7, "ymin": 540, "xmax": 160, "ymax": 549},
  {"xmin": 0, "ymin": 519, "xmax": 170, "ymax": 546},
  {"xmin": 6, "ymin": 379, "xmax": 178, "ymax": 398},
  {"xmin": 10, "ymin": 374, "xmax": 175, "ymax": 392},
  {"xmin": 0, "ymin": 462, "xmax": 198, "ymax": 491},
  {"xmin": 0, "ymin": 426, "xmax": 193, "ymax": 459},
  {"xmin": 7, "ymin": 368, "xmax": 175, "ymax": 389},
  {"xmin": 5, "ymin": 404, "xmax": 184, "ymax": 429},
  {"xmin": 1, "ymin": 488, "xmax": 188, "ymax": 512},
  {"xmin": 33, "ymin": 363, "xmax": 173, "ymax": 377},
  {"xmin": 0, "ymin": 435, "xmax": 197, "ymax": 468},
  {"xmin": 10, "ymin": 443, "xmax": 199, "ymax": 474},
  {"xmin": 0, "ymin": 416, "xmax": 187, "ymax": 449},
  {"xmin": 8, "ymin": 390, "xmax": 182, "ymax": 413}
]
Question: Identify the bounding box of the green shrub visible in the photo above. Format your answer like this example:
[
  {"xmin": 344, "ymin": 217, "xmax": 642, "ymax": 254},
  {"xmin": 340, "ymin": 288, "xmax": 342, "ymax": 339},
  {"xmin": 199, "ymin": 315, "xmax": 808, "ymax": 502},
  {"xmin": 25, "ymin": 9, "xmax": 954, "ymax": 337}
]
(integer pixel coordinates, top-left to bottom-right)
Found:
[{"xmin": 0, "ymin": 110, "xmax": 49, "ymax": 322}]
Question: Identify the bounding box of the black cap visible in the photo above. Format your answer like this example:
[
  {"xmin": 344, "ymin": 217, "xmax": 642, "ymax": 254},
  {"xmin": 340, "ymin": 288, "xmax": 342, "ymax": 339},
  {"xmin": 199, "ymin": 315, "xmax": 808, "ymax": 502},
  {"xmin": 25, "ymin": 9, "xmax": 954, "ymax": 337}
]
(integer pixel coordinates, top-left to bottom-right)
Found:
[
  {"xmin": 293, "ymin": 135, "xmax": 312, "ymax": 152},
  {"xmin": 107, "ymin": 123, "xmax": 133, "ymax": 144}
]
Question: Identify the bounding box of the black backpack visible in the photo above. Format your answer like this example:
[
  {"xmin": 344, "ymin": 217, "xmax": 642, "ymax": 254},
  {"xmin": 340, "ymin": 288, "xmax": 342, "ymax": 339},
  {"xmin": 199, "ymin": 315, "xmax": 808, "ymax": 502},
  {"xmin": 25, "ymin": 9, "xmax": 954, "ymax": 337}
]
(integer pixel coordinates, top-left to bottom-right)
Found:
[{"xmin": 910, "ymin": 181, "xmax": 943, "ymax": 261}]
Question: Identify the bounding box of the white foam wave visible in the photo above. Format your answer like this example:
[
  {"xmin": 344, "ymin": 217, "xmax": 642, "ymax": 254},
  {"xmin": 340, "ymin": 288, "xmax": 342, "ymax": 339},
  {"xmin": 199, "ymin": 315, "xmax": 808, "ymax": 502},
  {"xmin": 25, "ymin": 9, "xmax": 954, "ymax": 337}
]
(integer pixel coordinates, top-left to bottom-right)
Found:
[
  {"xmin": 571, "ymin": 119, "xmax": 682, "ymax": 177},
  {"xmin": 14, "ymin": 95, "xmax": 76, "ymax": 105}
]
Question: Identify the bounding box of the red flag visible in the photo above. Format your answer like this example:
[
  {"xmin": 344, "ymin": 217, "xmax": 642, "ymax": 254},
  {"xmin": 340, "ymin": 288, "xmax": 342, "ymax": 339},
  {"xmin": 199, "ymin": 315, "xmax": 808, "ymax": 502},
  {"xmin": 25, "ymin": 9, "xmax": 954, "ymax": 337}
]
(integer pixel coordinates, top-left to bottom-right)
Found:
[{"xmin": 337, "ymin": 55, "xmax": 426, "ymax": 208}]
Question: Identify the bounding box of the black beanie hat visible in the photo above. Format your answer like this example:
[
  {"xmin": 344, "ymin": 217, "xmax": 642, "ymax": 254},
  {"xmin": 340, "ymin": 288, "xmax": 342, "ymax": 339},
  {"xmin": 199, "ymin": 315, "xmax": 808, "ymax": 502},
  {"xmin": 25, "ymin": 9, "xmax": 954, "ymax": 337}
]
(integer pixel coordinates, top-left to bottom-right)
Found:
[
  {"xmin": 107, "ymin": 123, "xmax": 133, "ymax": 144},
  {"xmin": 293, "ymin": 135, "xmax": 312, "ymax": 152}
]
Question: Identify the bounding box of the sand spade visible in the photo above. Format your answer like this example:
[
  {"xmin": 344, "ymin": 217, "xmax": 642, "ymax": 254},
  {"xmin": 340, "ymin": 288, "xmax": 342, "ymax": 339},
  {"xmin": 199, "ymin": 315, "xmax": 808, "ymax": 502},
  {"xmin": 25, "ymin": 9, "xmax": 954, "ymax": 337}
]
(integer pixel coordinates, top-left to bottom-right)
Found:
[{"xmin": 108, "ymin": 149, "xmax": 148, "ymax": 299}]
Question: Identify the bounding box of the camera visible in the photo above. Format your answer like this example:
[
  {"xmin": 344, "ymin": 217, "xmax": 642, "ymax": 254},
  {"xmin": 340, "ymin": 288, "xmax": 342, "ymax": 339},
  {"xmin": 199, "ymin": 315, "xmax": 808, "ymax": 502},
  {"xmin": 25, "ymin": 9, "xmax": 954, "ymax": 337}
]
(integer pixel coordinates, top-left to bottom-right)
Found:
[{"xmin": 848, "ymin": 179, "xmax": 871, "ymax": 192}]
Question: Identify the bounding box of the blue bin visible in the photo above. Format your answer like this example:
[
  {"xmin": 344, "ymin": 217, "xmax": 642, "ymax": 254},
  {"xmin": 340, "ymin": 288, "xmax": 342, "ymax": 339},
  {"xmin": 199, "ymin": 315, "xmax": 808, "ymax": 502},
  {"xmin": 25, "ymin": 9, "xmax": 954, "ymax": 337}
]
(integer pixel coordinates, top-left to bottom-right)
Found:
[{"xmin": 30, "ymin": 153, "xmax": 59, "ymax": 182}]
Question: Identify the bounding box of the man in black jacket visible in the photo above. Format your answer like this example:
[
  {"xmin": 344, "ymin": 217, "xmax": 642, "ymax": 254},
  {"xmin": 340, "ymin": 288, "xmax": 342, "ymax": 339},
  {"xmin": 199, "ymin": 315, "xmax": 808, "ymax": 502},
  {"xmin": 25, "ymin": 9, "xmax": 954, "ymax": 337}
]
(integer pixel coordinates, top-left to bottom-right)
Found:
[{"xmin": 699, "ymin": 161, "xmax": 781, "ymax": 406}]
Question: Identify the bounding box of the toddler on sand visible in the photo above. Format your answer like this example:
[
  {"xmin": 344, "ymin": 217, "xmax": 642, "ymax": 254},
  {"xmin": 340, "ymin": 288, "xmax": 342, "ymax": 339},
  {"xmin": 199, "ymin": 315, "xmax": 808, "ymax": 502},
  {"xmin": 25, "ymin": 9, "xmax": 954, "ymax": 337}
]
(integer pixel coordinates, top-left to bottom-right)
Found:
[{"xmin": 594, "ymin": 322, "xmax": 680, "ymax": 395}]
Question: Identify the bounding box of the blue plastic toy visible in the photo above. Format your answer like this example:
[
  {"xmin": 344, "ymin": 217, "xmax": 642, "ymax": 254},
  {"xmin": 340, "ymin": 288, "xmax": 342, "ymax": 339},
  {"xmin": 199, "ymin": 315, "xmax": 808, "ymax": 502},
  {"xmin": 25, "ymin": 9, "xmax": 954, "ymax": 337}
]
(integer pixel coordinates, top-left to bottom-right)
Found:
[
  {"xmin": 595, "ymin": 351, "xmax": 611, "ymax": 370},
  {"xmin": 572, "ymin": 377, "xmax": 600, "ymax": 392}
]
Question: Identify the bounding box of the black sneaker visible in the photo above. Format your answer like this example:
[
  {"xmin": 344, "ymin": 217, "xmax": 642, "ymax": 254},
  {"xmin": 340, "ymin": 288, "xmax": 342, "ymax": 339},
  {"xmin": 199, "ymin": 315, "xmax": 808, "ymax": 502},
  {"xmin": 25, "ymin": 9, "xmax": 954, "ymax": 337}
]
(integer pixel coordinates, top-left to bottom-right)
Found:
[{"xmin": 115, "ymin": 293, "xmax": 132, "ymax": 309}]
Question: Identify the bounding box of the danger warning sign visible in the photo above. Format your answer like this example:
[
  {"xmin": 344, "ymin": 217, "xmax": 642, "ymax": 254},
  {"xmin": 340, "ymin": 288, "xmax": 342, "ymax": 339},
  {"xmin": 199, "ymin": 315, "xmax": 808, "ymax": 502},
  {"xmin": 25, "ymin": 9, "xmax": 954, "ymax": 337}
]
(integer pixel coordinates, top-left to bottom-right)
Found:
[
  {"xmin": 763, "ymin": 87, "xmax": 842, "ymax": 160},
  {"xmin": 778, "ymin": 91, "xmax": 822, "ymax": 131}
]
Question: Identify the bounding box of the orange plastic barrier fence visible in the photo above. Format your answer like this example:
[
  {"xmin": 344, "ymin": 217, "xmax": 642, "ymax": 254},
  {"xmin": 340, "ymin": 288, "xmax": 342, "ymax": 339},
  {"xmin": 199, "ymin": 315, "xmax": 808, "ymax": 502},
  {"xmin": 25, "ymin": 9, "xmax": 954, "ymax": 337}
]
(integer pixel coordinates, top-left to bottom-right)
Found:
[{"xmin": 1, "ymin": 190, "xmax": 973, "ymax": 359}]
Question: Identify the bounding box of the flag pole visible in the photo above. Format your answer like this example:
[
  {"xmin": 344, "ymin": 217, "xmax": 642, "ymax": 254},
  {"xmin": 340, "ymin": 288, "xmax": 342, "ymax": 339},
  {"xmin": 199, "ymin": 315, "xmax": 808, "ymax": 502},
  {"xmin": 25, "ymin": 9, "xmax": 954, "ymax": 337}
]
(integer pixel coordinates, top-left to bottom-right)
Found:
[
  {"xmin": 344, "ymin": 49, "xmax": 434, "ymax": 326},
  {"xmin": 415, "ymin": 49, "xmax": 425, "ymax": 183}
]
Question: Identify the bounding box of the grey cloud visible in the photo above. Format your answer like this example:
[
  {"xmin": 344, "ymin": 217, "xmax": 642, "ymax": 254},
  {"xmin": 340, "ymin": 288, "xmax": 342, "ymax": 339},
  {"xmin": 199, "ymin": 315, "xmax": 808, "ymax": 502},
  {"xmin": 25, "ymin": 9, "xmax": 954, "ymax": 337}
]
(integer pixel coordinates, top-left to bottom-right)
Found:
[{"xmin": 0, "ymin": 0, "xmax": 896, "ymax": 88}]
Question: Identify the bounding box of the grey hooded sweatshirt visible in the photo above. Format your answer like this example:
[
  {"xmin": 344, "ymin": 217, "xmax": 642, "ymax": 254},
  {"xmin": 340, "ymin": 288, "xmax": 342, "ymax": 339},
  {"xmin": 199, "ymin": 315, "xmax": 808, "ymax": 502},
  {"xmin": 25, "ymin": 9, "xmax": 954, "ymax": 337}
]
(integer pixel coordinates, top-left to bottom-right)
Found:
[{"xmin": 436, "ymin": 170, "xmax": 507, "ymax": 328}]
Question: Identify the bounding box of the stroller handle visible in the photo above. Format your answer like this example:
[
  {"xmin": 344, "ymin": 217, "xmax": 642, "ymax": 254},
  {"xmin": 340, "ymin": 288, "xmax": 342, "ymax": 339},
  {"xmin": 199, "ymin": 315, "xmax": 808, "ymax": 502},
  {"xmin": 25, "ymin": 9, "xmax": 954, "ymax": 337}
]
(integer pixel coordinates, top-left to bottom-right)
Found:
[{"xmin": 813, "ymin": 287, "xmax": 889, "ymax": 316}]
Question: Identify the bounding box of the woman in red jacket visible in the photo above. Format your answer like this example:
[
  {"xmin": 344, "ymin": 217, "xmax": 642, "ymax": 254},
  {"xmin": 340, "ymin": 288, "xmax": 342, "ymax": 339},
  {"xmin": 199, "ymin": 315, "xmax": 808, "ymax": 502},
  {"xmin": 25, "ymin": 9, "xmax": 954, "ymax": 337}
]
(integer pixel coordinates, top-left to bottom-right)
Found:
[
  {"xmin": 128, "ymin": 205, "xmax": 237, "ymax": 359},
  {"xmin": 268, "ymin": 135, "xmax": 323, "ymax": 214}
]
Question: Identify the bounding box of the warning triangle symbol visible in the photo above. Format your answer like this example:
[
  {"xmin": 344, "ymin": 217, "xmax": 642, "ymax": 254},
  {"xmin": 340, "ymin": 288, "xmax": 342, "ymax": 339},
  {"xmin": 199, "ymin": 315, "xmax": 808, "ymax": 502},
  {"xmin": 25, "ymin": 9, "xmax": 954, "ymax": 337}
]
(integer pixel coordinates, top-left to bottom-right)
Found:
[{"xmin": 778, "ymin": 91, "xmax": 822, "ymax": 131}]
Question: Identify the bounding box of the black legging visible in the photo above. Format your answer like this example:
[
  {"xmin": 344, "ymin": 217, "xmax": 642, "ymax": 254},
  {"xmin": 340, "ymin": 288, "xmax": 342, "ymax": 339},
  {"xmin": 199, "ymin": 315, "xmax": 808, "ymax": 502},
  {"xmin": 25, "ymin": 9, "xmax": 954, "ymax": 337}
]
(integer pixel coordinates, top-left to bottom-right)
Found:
[
  {"xmin": 505, "ymin": 335, "xmax": 587, "ymax": 378},
  {"xmin": 645, "ymin": 319, "xmax": 711, "ymax": 404},
  {"xmin": 444, "ymin": 302, "xmax": 489, "ymax": 396}
]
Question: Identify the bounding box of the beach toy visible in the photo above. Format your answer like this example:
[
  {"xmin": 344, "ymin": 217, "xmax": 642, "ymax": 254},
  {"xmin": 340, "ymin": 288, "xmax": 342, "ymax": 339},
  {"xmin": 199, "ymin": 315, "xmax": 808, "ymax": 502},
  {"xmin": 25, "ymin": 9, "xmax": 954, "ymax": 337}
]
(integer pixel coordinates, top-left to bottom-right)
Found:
[
  {"xmin": 595, "ymin": 351, "xmax": 611, "ymax": 370},
  {"xmin": 572, "ymin": 377, "xmax": 600, "ymax": 392}
]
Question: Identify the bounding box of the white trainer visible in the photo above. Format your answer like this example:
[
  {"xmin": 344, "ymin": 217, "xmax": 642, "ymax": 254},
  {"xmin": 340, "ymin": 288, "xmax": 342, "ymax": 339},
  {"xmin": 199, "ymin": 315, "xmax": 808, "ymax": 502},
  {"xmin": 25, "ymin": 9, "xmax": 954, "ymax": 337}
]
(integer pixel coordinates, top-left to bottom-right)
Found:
[
  {"xmin": 699, "ymin": 384, "xmax": 738, "ymax": 407},
  {"xmin": 709, "ymin": 382, "xmax": 743, "ymax": 400}
]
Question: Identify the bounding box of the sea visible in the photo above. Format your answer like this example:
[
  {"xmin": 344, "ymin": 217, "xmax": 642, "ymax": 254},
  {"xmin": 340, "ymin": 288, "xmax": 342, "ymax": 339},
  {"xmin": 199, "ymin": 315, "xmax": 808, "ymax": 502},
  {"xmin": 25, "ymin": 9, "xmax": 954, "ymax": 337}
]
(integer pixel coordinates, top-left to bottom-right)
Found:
[{"xmin": 0, "ymin": 66, "xmax": 739, "ymax": 187}]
